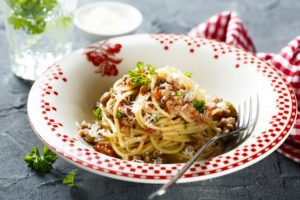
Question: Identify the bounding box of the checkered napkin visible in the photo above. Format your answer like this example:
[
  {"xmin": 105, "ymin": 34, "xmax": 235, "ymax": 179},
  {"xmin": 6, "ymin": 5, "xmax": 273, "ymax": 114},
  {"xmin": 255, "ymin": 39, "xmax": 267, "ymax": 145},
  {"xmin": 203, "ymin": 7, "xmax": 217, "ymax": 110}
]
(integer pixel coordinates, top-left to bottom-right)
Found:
[{"xmin": 188, "ymin": 11, "xmax": 300, "ymax": 164}]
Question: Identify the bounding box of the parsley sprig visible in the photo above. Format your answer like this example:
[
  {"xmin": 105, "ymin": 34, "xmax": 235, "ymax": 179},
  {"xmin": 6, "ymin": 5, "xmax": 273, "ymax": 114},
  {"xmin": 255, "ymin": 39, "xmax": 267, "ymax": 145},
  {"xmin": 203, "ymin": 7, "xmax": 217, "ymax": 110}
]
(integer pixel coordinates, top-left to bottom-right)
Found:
[
  {"xmin": 24, "ymin": 146, "xmax": 57, "ymax": 173},
  {"xmin": 116, "ymin": 111, "xmax": 124, "ymax": 119},
  {"xmin": 193, "ymin": 100, "xmax": 206, "ymax": 113},
  {"xmin": 63, "ymin": 170, "xmax": 77, "ymax": 187},
  {"xmin": 128, "ymin": 62, "xmax": 156, "ymax": 86},
  {"xmin": 175, "ymin": 91, "xmax": 182, "ymax": 96},
  {"xmin": 25, "ymin": 146, "xmax": 79, "ymax": 186}
]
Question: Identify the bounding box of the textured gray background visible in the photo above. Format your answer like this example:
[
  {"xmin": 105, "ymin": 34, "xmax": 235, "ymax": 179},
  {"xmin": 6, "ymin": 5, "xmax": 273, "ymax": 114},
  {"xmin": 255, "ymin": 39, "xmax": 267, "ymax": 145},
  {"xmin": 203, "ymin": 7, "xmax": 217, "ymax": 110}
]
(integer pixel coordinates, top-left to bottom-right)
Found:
[{"xmin": 1, "ymin": 0, "xmax": 300, "ymax": 199}]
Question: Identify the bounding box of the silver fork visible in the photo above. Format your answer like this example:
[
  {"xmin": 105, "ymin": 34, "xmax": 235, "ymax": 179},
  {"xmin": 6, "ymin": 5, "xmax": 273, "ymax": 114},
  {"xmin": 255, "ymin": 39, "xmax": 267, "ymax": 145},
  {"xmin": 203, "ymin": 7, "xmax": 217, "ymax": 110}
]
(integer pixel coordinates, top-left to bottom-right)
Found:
[{"xmin": 149, "ymin": 95, "xmax": 259, "ymax": 199}]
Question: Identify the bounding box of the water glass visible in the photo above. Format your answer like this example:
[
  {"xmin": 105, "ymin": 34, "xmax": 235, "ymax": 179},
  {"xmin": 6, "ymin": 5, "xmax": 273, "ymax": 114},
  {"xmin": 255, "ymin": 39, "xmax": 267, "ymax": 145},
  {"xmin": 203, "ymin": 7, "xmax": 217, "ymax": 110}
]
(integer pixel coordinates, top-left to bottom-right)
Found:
[{"xmin": 2, "ymin": 0, "xmax": 77, "ymax": 81}]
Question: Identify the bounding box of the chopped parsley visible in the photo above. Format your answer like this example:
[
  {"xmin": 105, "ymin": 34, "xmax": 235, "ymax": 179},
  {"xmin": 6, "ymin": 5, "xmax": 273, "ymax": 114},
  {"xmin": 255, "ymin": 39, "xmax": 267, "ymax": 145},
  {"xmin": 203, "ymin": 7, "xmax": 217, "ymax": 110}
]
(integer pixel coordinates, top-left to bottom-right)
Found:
[
  {"xmin": 154, "ymin": 116, "xmax": 160, "ymax": 122},
  {"xmin": 193, "ymin": 100, "xmax": 206, "ymax": 113},
  {"xmin": 175, "ymin": 91, "xmax": 182, "ymax": 96},
  {"xmin": 116, "ymin": 111, "xmax": 124, "ymax": 119},
  {"xmin": 184, "ymin": 122, "xmax": 189, "ymax": 129},
  {"xmin": 147, "ymin": 64, "xmax": 155, "ymax": 75},
  {"xmin": 136, "ymin": 61, "xmax": 144, "ymax": 69},
  {"xmin": 128, "ymin": 62, "xmax": 156, "ymax": 86},
  {"xmin": 93, "ymin": 107, "xmax": 102, "ymax": 121},
  {"xmin": 62, "ymin": 170, "xmax": 77, "ymax": 187},
  {"xmin": 24, "ymin": 146, "xmax": 57, "ymax": 173},
  {"xmin": 184, "ymin": 72, "xmax": 193, "ymax": 78}
]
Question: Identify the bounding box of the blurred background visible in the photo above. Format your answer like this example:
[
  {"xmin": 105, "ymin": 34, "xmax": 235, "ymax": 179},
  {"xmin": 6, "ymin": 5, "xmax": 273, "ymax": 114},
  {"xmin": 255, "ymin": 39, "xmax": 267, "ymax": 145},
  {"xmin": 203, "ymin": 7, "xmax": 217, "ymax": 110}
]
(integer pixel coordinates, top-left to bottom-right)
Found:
[{"xmin": 1, "ymin": 0, "xmax": 300, "ymax": 200}]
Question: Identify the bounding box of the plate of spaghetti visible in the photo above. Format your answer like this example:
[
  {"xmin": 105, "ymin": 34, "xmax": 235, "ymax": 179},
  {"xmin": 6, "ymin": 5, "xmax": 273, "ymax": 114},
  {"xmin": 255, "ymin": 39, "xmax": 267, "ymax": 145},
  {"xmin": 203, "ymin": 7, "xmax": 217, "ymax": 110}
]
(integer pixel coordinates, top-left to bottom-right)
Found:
[
  {"xmin": 78, "ymin": 65, "xmax": 238, "ymax": 164},
  {"xmin": 28, "ymin": 34, "xmax": 297, "ymax": 183}
]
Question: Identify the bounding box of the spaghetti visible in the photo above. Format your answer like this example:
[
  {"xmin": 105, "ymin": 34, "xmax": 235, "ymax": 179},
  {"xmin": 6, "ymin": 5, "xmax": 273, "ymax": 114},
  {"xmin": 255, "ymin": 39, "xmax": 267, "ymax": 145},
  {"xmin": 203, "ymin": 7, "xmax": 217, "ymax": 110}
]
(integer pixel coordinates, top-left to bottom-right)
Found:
[{"xmin": 78, "ymin": 62, "xmax": 237, "ymax": 163}]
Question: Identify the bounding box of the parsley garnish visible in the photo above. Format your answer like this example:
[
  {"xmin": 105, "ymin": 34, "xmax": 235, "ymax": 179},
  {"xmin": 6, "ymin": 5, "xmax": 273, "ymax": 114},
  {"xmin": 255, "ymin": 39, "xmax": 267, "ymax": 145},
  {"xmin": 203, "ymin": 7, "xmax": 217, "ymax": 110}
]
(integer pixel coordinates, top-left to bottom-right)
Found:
[
  {"xmin": 193, "ymin": 100, "xmax": 206, "ymax": 113},
  {"xmin": 116, "ymin": 112, "xmax": 124, "ymax": 119},
  {"xmin": 154, "ymin": 116, "xmax": 160, "ymax": 122},
  {"xmin": 128, "ymin": 62, "xmax": 156, "ymax": 86},
  {"xmin": 136, "ymin": 61, "xmax": 144, "ymax": 69},
  {"xmin": 175, "ymin": 91, "xmax": 182, "ymax": 96},
  {"xmin": 62, "ymin": 170, "xmax": 77, "ymax": 187},
  {"xmin": 147, "ymin": 64, "xmax": 155, "ymax": 75},
  {"xmin": 7, "ymin": 0, "xmax": 72, "ymax": 35},
  {"xmin": 184, "ymin": 72, "xmax": 193, "ymax": 78},
  {"xmin": 93, "ymin": 107, "xmax": 102, "ymax": 121},
  {"xmin": 24, "ymin": 146, "xmax": 57, "ymax": 173}
]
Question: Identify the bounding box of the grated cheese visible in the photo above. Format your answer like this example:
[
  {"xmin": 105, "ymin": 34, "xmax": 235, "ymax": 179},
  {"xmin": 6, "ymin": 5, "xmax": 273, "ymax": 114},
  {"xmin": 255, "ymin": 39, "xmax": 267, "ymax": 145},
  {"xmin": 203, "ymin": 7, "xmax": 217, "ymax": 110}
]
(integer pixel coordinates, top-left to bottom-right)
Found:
[
  {"xmin": 160, "ymin": 82, "xmax": 168, "ymax": 89},
  {"xmin": 97, "ymin": 128, "xmax": 112, "ymax": 135},
  {"xmin": 153, "ymin": 157, "xmax": 163, "ymax": 164},
  {"xmin": 144, "ymin": 113, "xmax": 159, "ymax": 125},
  {"xmin": 113, "ymin": 89, "xmax": 123, "ymax": 101},
  {"xmin": 132, "ymin": 159, "xmax": 145, "ymax": 163},
  {"xmin": 131, "ymin": 94, "xmax": 150, "ymax": 113},
  {"xmin": 217, "ymin": 102, "xmax": 226, "ymax": 108},
  {"xmin": 184, "ymin": 91, "xmax": 194, "ymax": 102},
  {"xmin": 88, "ymin": 123, "xmax": 100, "ymax": 137},
  {"xmin": 182, "ymin": 145, "xmax": 195, "ymax": 157}
]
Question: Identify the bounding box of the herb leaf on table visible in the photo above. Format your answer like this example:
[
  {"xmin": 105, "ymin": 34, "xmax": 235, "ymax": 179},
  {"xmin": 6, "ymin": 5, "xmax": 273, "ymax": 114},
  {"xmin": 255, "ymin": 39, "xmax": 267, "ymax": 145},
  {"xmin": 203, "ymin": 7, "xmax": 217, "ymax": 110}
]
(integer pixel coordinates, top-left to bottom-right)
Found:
[
  {"xmin": 62, "ymin": 170, "xmax": 78, "ymax": 187},
  {"xmin": 24, "ymin": 146, "xmax": 57, "ymax": 173}
]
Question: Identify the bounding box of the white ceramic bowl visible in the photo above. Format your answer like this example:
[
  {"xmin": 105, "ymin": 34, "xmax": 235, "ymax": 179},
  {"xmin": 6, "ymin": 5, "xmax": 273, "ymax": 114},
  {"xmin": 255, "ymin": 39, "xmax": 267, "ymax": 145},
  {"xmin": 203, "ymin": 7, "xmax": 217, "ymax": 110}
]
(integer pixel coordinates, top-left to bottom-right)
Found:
[
  {"xmin": 74, "ymin": 1, "xmax": 143, "ymax": 41},
  {"xmin": 28, "ymin": 34, "xmax": 297, "ymax": 183}
]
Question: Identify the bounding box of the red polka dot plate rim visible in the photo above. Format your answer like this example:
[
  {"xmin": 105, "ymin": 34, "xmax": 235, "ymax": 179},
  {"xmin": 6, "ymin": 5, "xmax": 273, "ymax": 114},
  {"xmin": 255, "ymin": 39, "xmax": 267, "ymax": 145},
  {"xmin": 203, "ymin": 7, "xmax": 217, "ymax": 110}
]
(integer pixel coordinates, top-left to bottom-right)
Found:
[{"xmin": 27, "ymin": 34, "xmax": 297, "ymax": 184}]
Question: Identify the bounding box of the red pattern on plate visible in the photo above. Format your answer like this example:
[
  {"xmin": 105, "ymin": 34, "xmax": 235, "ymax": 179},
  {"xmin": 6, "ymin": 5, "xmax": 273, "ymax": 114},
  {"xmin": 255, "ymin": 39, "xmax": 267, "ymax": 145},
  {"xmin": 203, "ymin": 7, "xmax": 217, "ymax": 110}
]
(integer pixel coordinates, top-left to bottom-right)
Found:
[
  {"xmin": 150, "ymin": 34, "xmax": 202, "ymax": 52},
  {"xmin": 38, "ymin": 65, "xmax": 65, "ymax": 133},
  {"xmin": 151, "ymin": 34, "xmax": 236, "ymax": 59},
  {"xmin": 29, "ymin": 35, "xmax": 297, "ymax": 182},
  {"xmin": 85, "ymin": 41, "xmax": 123, "ymax": 76},
  {"xmin": 41, "ymin": 100, "xmax": 57, "ymax": 115}
]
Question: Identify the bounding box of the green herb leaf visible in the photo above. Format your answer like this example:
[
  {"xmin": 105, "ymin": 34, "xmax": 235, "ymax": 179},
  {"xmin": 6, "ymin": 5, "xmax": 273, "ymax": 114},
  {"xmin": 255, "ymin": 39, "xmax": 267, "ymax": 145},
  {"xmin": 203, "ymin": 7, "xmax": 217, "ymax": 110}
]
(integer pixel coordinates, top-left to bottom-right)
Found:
[
  {"xmin": 175, "ymin": 91, "xmax": 182, "ymax": 96},
  {"xmin": 93, "ymin": 107, "xmax": 102, "ymax": 121},
  {"xmin": 184, "ymin": 72, "xmax": 193, "ymax": 78},
  {"xmin": 128, "ymin": 69, "xmax": 149, "ymax": 86},
  {"xmin": 62, "ymin": 170, "xmax": 77, "ymax": 187},
  {"xmin": 147, "ymin": 64, "xmax": 155, "ymax": 75},
  {"xmin": 116, "ymin": 112, "xmax": 124, "ymax": 119},
  {"xmin": 7, "ymin": 0, "xmax": 59, "ymax": 35},
  {"xmin": 136, "ymin": 61, "xmax": 144, "ymax": 70},
  {"xmin": 128, "ymin": 62, "xmax": 156, "ymax": 87},
  {"xmin": 24, "ymin": 146, "xmax": 57, "ymax": 173},
  {"xmin": 193, "ymin": 100, "xmax": 206, "ymax": 113},
  {"xmin": 154, "ymin": 116, "xmax": 160, "ymax": 122}
]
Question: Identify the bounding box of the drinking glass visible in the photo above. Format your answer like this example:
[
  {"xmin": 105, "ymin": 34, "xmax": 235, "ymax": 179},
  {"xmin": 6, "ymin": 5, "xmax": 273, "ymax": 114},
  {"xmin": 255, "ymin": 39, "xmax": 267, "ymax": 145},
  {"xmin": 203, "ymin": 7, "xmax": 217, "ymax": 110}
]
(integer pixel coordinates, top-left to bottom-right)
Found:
[{"xmin": 1, "ymin": 0, "xmax": 77, "ymax": 81}]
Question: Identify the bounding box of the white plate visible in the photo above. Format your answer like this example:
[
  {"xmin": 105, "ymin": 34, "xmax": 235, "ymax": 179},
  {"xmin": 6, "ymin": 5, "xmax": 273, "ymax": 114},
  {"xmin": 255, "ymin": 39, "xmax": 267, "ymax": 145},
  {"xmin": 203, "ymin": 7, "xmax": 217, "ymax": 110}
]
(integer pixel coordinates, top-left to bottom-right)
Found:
[{"xmin": 28, "ymin": 34, "xmax": 297, "ymax": 183}]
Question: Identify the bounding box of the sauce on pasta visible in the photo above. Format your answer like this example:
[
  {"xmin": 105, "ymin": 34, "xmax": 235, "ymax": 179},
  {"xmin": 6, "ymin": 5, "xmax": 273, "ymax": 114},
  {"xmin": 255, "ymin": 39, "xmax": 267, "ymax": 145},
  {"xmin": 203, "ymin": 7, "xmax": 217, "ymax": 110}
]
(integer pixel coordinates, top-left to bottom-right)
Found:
[{"xmin": 78, "ymin": 62, "xmax": 237, "ymax": 163}]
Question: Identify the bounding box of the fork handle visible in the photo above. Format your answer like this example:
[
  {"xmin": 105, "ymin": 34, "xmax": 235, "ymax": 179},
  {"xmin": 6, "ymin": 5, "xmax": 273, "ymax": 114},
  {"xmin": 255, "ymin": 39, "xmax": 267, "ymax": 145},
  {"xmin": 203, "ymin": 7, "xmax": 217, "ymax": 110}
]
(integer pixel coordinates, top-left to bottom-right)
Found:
[{"xmin": 148, "ymin": 137, "xmax": 219, "ymax": 199}]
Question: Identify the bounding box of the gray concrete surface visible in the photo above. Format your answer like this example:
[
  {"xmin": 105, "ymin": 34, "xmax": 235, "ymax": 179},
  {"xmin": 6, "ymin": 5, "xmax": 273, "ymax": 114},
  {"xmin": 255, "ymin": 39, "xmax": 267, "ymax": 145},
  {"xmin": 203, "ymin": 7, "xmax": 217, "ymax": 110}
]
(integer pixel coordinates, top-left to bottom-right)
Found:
[{"xmin": 1, "ymin": 0, "xmax": 300, "ymax": 199}]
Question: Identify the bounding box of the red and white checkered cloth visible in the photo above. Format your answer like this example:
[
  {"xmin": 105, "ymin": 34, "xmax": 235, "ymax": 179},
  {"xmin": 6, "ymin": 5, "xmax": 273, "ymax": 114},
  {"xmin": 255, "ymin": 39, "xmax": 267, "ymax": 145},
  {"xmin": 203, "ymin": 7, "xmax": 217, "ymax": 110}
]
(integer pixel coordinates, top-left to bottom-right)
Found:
[{"xmin": 189, "ymin": 11, "xmax": 300, "ymax": 164}]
